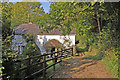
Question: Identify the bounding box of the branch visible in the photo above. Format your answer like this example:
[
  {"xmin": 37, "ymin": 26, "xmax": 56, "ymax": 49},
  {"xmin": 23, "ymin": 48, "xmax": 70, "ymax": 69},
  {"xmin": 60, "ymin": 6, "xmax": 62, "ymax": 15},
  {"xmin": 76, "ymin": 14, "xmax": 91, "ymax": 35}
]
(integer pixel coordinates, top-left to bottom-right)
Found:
[{"xmin": 74, "ymin": 2, "xmax": 98, "ymax": 15}]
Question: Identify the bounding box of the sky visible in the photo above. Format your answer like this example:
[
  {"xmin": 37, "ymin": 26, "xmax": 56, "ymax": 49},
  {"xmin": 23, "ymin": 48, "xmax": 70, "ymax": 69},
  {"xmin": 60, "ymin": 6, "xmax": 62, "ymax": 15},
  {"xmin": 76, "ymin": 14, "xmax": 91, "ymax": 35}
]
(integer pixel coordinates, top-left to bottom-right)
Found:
[
  {"xmin": 41, "ymin": 2, "xmax": 51, "ymax": 13},
  {"xmin": 8, "ymin": 0, "xmax": 51, "ymax": 13}
]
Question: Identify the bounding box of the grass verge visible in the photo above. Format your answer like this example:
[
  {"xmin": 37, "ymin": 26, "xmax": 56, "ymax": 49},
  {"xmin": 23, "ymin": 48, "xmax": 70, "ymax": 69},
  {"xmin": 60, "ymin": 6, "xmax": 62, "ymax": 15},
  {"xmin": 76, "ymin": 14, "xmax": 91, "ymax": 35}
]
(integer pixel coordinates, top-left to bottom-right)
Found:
[
  {"xmin": 84, "ymin": 47, "xmax": 119, "ymax": 78},
  {"xmin": 101, "ymin": 50, "xmax": 118, "ymax": 78}
]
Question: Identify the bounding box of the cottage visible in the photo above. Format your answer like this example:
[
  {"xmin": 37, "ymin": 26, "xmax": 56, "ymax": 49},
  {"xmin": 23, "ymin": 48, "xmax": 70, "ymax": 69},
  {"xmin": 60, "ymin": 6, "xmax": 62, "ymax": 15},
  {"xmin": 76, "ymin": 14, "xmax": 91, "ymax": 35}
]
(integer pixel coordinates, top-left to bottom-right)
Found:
[{"xmin": 12, "ymin": 22, "xmax": 76, "ymax": 55}]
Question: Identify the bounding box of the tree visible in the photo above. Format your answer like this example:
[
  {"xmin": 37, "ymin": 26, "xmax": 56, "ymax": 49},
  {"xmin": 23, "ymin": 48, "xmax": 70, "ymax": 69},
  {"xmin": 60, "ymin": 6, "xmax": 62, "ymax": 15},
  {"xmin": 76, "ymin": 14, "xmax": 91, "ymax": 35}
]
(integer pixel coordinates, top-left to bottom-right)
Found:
[
  {"xmin": 49, "ymin": 2, "xmax": 99, "ymax": 45},
  {"xmin": 49, "ymin": 2, "xmax": 120, "ymax": 51},
  {"xmin": 2, "ymin": 2, "xmax": 13, "ymax": 40},
  {"xmin": 10, "ymin": 2, "xmax": 45, "ymax": 29},
  {"xmin": 22, "ymin": 41, "xmax": 41, "ymax": 58},
  {"xmin": 49, "ymin": 2, "xmax": 77, "ymax": 35}
]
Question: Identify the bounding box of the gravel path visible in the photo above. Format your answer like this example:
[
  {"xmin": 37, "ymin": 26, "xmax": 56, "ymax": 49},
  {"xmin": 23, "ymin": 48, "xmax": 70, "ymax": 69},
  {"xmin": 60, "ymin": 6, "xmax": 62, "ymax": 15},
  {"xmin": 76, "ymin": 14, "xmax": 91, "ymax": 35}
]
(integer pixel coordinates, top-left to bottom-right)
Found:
[{"xmin": 53, "ymin": 56, "xmax": 113, "ymax": 78}]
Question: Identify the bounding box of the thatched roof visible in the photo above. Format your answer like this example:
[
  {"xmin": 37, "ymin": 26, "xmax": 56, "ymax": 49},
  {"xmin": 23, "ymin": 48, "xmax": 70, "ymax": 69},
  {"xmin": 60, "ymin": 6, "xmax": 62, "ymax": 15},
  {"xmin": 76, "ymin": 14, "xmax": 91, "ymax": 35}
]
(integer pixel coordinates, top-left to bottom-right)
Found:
[
  {"xmin": 39, "ymin": 26, "xmax": 76, "ymax": 35},
  {"xmin": 13, "ymin": 23, "xmax": 76, "ymax": 35},
  {"xmin": 43, "ymin": 39, "xmax": 62, "ymax": 48},
  {"xmin": 13, "ymin": 22, "xmax": 40, "ymax": 34}
]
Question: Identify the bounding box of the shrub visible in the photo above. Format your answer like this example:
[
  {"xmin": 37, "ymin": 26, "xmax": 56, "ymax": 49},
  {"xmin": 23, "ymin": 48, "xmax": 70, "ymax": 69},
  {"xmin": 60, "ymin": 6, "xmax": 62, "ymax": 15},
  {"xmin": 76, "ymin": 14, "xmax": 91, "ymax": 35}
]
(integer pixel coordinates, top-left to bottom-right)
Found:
[
  {"xmin": 21, "ymin": 41, "xmax": 41, "ymax": 58},
  {"xmin": 22, "ymin": 33, "xmax": 36, "ymax": 43},
  {"xmin": 21, "ymin": 41, "xmax": 42, "ymax": 78},
  {"xmin": 2, "ymin": 35, "xmax": 20, "ymax": 79},
  {"xmin": 76, "ymin": 45, "xmax": 88, "ymax": 53}
]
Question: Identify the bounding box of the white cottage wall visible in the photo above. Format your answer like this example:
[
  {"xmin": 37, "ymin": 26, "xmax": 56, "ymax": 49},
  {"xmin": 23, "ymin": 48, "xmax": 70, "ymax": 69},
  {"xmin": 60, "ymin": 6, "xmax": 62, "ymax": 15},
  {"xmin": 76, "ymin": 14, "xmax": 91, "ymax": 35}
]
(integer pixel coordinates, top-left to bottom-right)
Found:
[
  {"xmin": 12, "ymin": 35, "xmax": 75, "ymax": 55},
  {"xmin": 36, "ymin": 35, "xmax": 75, "ymax": 46},
  {"xmin": 35, "ymin": 36, "xmax": 46, "ymax": 55},
  {"xmin": 35, "ymin": 35, "xmax": 75, "ymax": 55}
]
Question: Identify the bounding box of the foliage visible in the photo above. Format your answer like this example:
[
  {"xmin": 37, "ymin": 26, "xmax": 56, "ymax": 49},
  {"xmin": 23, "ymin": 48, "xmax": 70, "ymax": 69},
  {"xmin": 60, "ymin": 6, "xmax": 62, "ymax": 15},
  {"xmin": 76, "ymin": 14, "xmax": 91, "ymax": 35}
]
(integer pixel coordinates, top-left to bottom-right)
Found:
[
  {"xmin": 2, "ymin": 38, "xmax": 14, "ymax": 79},
  {"xmin": 22, "ymin": 33, "xmax": 36, "ymax": 43},
  {"xmin": 49, "ymin": 2, "xmax": 119, "ymax": 50},
  {"xmin": 49, "ymin": 2, "xmax": 119, "ymax": 78},
  {"xmin": 0, "ymin": 34, "xmax": 3, "ymax": 75},
  {"xmin": 102, "ymin": 50, "xmax": 118, "ymax": 78},
  {"xmin": 1, "ymin": 2, "xmax": 50, "ymax": 79},
  {"xmin": 0, "ymin": 60, "xmax": 4, "ymax": 75},
  {"xmin": 76, "ymin": 46, "xmax": 88, "ymax": 53},
  {"xmin": 20, "ymin": 41, "xmax": 42, "ymax": 78},
  {"xmin": 2, "ymin": 2, "xmax": 13, "ymax": 40},
  {"xmin": 10, "ymin": 2, "xmax": 45, "ymax": 29},
  {"xmin": 49, "ymin": 2, "xmax": 77, "ymax": 35},
  {"xmin": 46, "ymin": 60, "xmax": 60, "ymax": 77},
  {"xmin": 2, "ymin": 34, "xmax": 19, "ymax": 79},
  {"xmin": 49, "ymin": 2, "xmax": 119, "ymax": 53},
  {"xmin": 1, "ymin": 2, "xmax": 47, "ymax": 40},
  {"xmin": 2, "ymin": 34, "xmax": 42, "ymax": 79},
  {"xmin": 1, "ymin": 1, "xmax": 119, "ymax": 79},
  {"xmin": 21, "ymin": 41, "xmax": 41, "ymax": 58},
  {"xmin": 2, "ymin": 34, "xmax": 19, "ymax": 58},
  {"xmin": 62, "ymin": 36, "xmax": 72, "ymax": 48}
]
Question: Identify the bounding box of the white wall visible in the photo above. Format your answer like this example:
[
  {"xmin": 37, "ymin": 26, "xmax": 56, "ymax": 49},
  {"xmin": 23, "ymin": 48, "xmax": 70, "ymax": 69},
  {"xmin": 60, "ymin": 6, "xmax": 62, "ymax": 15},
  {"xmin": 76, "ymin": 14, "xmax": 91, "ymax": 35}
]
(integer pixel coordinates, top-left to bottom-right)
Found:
[
  {"xmin": 36, "ymin": 35, "xmax": 75, "ymax": 46},
  {"xmin": 35, "ymin": 35, "xmax": 76, "ymax": 55},
  {"xmin": 12, "ymin": 34, "xmax": 76, "ymax": 55}
]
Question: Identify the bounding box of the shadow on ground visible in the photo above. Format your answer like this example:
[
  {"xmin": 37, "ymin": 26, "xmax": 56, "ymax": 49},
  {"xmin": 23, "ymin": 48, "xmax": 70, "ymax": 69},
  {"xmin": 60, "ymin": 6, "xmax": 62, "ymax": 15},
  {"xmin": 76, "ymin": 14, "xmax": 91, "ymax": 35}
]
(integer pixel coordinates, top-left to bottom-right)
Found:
[
  {"xmin": 52, "ymin": 55, "xmax": 112, "ymax": 78},
  {"xmin": 52, "ymin": 57, "xmax": 98, "ymax": 78},
  {"xmin": 62, "ymin": 57, "xmax": 97, "ymax": 72}
]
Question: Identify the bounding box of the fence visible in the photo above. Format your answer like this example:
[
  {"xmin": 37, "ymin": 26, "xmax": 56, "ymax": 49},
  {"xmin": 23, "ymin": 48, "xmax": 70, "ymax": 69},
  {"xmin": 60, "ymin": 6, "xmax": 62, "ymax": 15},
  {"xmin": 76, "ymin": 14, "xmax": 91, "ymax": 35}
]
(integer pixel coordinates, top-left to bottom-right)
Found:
[{"xmin": 2, "ymin": 47, "xmax": 74, "ymax": 80}]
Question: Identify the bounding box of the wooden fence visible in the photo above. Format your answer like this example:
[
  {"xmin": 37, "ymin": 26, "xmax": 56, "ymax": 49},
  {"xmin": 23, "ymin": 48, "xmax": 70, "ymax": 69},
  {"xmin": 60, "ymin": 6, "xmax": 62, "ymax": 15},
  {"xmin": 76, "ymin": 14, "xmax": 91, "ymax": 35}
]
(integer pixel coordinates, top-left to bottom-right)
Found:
[{"xmin": 2, "ymin": 47, "xmax": 74, "ymax": 80}]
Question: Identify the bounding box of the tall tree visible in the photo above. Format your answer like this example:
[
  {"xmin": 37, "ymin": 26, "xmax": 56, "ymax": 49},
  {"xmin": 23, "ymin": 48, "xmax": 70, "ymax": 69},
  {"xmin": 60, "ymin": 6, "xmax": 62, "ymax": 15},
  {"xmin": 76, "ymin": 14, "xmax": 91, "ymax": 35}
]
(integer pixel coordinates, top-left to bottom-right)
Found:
[
  {"xmin": 2, "ymin": 2, "xmax": 13, "ymax": 40},
  {"xmin": 49, "ymin": 2, "xmax": 119, "ymax": 49},
  {"xmin": 10, "ymin": 2, "xmax": 45, "ymax": 29},
  {"xmin": 49, "ymin": 2, "xmax": 99, "ymax": 44},
  {"xmin": 49, "ymin": 2, "xmax": 76, "ymax": 35}
]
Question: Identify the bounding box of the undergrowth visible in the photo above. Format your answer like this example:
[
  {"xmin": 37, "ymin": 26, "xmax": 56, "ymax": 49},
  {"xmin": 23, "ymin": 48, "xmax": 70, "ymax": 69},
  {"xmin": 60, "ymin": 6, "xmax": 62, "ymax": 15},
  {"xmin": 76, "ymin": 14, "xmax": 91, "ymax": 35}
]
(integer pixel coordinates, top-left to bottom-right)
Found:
[
  {"xmin": 83, "ymin": 46, "xmax": 118, "ymax": 78},
  {"xmin": 77, "ymin": 42, "xmax": 119, "ymax": 78},
  {"xmin": 101, "ymin": 50, "xmax": 118, "ymax": 78}
]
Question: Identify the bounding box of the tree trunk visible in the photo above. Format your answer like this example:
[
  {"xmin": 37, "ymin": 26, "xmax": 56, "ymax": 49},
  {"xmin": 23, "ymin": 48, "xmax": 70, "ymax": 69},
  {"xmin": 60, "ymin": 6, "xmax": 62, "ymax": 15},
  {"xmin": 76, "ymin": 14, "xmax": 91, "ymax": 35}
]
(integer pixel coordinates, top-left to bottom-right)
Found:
[{"xmin": 97, "ymin": 12, "xmax": 101, "ymax": 44}]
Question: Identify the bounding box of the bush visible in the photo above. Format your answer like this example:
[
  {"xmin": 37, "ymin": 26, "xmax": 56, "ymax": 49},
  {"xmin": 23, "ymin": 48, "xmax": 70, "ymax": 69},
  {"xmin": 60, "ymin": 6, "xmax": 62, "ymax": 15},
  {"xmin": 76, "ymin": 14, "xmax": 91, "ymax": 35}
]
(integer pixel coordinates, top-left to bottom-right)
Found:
[
  {"xmin": 102, "ymin": 50, "xmax": 118, "ymax": 78},
  {"xmin": 76, "ymin": 45, "xmax": 89, "ymax": 53},
  {"xmin": 22, "ymin": 33, "xmax": 36, "ymax": 43},
  {"xmin": 20, "ymin": 41, "xmax": 43, "ymax": 78},
  {"xmin": 21, "ymin": 41, "xmax": 41, "ymax": 58}
]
